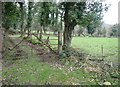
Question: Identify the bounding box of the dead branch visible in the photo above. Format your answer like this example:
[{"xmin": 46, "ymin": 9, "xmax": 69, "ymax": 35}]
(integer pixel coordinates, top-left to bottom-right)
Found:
[
  {"xmin": 33, "ymin": 34, "xmax": 56, "ymax": 54},
  {"xmin": 9, "ymin": 36, "xmax": 29, "ymax": 51}
]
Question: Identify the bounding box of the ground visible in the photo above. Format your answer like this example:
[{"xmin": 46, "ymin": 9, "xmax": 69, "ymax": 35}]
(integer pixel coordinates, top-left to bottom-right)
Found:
[{"xmin": 2, "ymin": 34, "xmax": 119, "ymax": 85}]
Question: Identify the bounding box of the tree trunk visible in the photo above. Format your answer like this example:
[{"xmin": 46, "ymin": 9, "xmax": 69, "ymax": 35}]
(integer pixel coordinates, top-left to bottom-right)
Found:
[
  {"xmin": 27, "ymin": 28, "xmax": 31, "ymax": 36},
  {"xmin": 27, "ymin": 2, "xmax": 33, "ymax": 37},
  {"xmin": 62, "ymin": 3, "xmax": 76, "ymax": 50},
  {"xmin": 19, "ymin": 2, "xmax": 24, "ymax": 37},
  {"xmin": 58, "ymin": 31, "xmax": 62, "ymax": 54},
  {"xmin": 39, "ymin": 26, "xmax": 43, "ymax": 40},
  {"xmin": 43, "ymin": 25, "xmax": 46, "ymax": 35},
  {"xmin": 37, "ymin": 29, "xmax": 40, "ymax": 37},
  {"xmin": 63, "ymin": 25, "xmax": 74, "ymax": 50},
  {"xmin": 58, "ymin": 12, "xmax": 63, "ymax": 54}
]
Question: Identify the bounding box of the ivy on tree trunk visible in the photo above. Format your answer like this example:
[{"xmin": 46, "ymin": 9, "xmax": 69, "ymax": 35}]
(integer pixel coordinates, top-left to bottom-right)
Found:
[{"xmin": 63, "ymin": 3, "xmax": 76, "ymax": 50}]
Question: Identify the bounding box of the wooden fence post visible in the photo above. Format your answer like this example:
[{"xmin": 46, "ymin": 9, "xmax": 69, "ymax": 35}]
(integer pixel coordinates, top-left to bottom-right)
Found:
[
  {"xmin": 58, "ymin": 31, "xmax": 62, "ymax": 54},
  {"xmin": 101, "ymin": 45, "xmax": 104, "ymax": 58}
]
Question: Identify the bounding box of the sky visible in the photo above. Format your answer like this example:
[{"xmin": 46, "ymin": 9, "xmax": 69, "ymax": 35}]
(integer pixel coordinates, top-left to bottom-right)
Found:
[{"xmin": 103, "ymin": 0, "xmax": 119, "ymax": 24}]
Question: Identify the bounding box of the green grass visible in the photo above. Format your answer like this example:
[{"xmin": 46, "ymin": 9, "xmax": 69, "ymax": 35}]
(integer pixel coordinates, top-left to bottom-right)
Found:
[
  {"xmin": 3, "ymin": 42, "xmax": 94, "ymax": 85},
  {"xmin": 9, "ymin": 34, "xmax": 118, "ymax": 62},
  {"xmin": 32, "ymin": 35, "xmax": 118, "ymax": 63},
  {"xmin": 3, "ymin": 57, "xmax": 96, "ymax": 85},
  {"xmin": 3, "ymin": 35, "xmax": 98, "ymax": 85},
  {"xmin": 71, "ymin": 37, "xmax": 118, "ymax": 63},
  {"xmin": 3, "ymin": 35, "xmax": 118, "ymax": 85}
]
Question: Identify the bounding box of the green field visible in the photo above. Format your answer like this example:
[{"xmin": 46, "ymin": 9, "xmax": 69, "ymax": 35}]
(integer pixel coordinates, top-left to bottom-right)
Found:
[
  {"xmin": 71, "ymin": 37, "xmax": 118, "ymax": 63},
  {"xmin": 41, "ymin": 35, "xmax": 118, "ymax": 63},
  {"xmin": 10, "ymin": 35, "xmax": 118, "ymax": 63}
]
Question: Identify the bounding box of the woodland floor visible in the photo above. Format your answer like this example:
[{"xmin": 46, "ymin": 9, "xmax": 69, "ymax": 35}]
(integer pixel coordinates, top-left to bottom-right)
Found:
[{"xmin": 2, "ymin": 34, "xmax": 119, "ymax": 85}]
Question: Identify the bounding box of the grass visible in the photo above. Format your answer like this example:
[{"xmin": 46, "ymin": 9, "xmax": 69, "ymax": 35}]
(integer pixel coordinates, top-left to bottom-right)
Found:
[
  {"xmin": 2, "ymin": 36, "xmax": 96, "ymax": 85},
  {"xmin": 3, "ymin": 35, "xmax": 118, "ymax": 85},
  {"xmin": 29, "ymin": 35, "xmax": 118, "ymax": 63},
  {"xmin": 3, "ymin": 57, "xmax": 96, "ymax": 85},
  {"xmin": 71, "ymin": 37, "xmax": 118, "ymax": 63}
]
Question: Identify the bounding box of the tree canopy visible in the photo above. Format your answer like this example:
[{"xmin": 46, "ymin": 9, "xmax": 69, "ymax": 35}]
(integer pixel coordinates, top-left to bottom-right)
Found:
[{"xmin": 2, "ymin": 1, "xmax": 109, "ymax": 50}]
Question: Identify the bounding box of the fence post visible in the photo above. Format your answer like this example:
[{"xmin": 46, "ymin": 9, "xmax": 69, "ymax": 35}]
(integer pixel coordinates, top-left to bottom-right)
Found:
[
  {"xmin": 101, "ymin": 45, "xmax": 104, "ymax": 58},
  {"xmin": 58, "ymin": 31, "xmax": 62, "ymax": 54}
]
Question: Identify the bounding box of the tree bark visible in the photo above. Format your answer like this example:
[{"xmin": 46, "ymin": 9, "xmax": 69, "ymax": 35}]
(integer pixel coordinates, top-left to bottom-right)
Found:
[
  {"xmin": 27, "ymin": 2, "xmax": 33, "ymax": 37},
  {"xmin": 19, "ymin": 2, "xmax": 24, "ymax": 37},
  {"xmin": 63, "ymin": 25, "xmax": 74, "ymax": 50},
  {"xmin": 39, "ymin": 26, "xmax": 43, "ymax": 40},
  {"xmin": 58, "ymin": 31, "xmax": 62, "ymax": 54},
  {"xmin": 62, "ymin": 3, "xmax": 76, "ymax": 50}
]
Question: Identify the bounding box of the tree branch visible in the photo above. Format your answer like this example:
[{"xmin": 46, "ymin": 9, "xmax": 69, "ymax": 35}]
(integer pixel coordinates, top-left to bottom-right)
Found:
[
  {"xmin": 33, "ymin": 34, "xmax": 57, "ymax": 54},
  {"xmin": 9, "ymin": 36, "xmax": 29, "ymax": 51}
]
